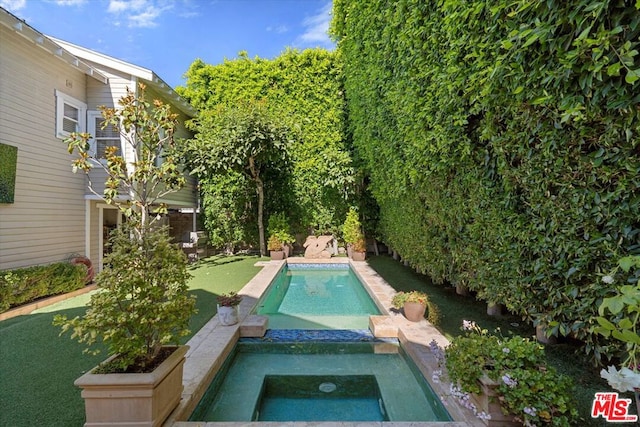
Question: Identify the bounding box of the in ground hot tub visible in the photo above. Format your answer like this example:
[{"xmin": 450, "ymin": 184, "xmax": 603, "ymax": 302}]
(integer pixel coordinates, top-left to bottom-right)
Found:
[{"xmin": 189, "ymin": 333, "xmax": 452, "ymax": 422}]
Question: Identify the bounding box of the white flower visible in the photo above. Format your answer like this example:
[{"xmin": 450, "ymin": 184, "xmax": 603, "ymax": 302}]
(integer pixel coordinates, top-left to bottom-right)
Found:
[
  {"xmin": 502, "ymin": 347, "xmax": 510, "ymax": 354},
  {"xmin": 600, "ymin": 366, "xmax": 640, "ymax": 392},
  {"xmin": 602, "ymin": 275, "xmax": 615, "ymax": 284},
  {"xmin": 462, "ymin": 319, "xmax": 477, "ymax": 331}
]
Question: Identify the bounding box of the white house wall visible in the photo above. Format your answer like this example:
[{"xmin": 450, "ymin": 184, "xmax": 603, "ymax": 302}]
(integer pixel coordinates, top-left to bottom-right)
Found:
[{"xmin": 0, "ymin": 25, "xmax": 90, "ymax": 269}]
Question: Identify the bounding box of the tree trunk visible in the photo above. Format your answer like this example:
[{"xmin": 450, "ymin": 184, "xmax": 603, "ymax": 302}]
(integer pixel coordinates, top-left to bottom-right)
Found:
[
  {"xmin": 249, "ymin": 156, "xmax": 266, "ymax": 256},
  {"xmin": 256, "ymin": 177, "xmax": 265, "ymax": 256}
]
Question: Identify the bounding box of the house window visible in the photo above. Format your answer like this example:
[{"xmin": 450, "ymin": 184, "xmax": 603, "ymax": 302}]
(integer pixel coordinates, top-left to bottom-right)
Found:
[
  {"xmin": 88, "ymin": 111, "xmax": 121, "ymax": 159},
  {"xmin": 55, "ymin": 90, "xmax": 86, "ymax": 139}
]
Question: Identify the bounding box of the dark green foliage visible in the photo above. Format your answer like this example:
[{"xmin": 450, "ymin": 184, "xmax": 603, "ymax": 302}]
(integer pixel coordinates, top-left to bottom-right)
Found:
[
  {"xmin": 54, "ymin": 225, "xmax": 196, "ymax": 371},
  {"xmin": 178, "ymin": 49, "xmax": 355, "ymax": 240},
  {"xmin": 200, "ymin": 172, "xmax": 256, "ymax": 252},
  {"xmin": 0, "ymin": 143, "xmax": 17, "ymax": 204},
  {"xmin": 180, "ymin": 99, "xmax": 294, "ymax": 255},
  {"xmin": 0, "ymin": 262, "xmax": 85, "ymax": 312},
  {"xmin": 332, "ymin": 0, "xmax": 640, "ymax": 362}
]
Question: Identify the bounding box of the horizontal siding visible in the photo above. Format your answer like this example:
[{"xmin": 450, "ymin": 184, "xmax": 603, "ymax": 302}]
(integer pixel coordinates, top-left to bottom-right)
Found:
[{"xmin": 0, "ymin": 26, "xmax": 89, "ymax": 270}]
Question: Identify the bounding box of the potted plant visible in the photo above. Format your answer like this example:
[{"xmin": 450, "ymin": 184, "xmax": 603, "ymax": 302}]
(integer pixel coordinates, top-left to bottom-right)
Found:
[
  {"xmin": 268, "ymin": 212, "xmax": 295, "ymax": 257},
  {"xmin": 53, "ymin": 85, "xmax": 197, "ymax": 427},
  {"xmin": 439, "ymin": 321, "xmax": 578, "ymax": 426},
  {"xmin": 391, "ymin": 290, "xmax": 440, "ymax": 323},
  {"xmin": 268, "ymin": 235, "xmax": 285, "ymax": 260},
  {"xmin": 217, "ymin": 291, "xmax": 242, "ymax": 326},
  {"xmin": 343, "ymin": 207, "xmax": 366, "ymax": 260}
]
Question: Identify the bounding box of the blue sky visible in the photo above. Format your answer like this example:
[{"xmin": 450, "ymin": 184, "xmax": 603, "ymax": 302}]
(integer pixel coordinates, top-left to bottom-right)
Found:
[{"xmin": 1, "ymin": 0, "xmax": 335, "ymax": 88}]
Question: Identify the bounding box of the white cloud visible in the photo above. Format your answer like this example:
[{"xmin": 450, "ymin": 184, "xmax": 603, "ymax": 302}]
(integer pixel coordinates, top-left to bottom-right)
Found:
[
  {"xmin": 267, "ymin": 24, "xmax": 289, "ymax": 34},
  {"xmin": 107, "ymin": 0, "xmax": 173, "ymax": 28},
  {"xmin": 299, "ymin": 1, "xmax": 332, "ymax": 45},
  {"xmin": 50, "ymin": 0, "xmax": 86, "ymax": 5},
  {"xmin": 0, "ymin": 0, "xmax": 27, "ymax": 11}
]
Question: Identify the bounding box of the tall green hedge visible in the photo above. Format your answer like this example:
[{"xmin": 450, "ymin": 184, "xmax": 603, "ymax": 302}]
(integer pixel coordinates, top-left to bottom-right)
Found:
[
  {"xmin": 178, "ymin": 49, "xmax": 355, "ymax": 242},
  {"xmin": 332, "ymin": 0, "xmax": 640, "ymax": 361}
]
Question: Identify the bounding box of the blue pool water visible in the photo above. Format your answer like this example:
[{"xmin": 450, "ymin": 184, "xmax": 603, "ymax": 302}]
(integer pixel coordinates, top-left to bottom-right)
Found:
[
  {"xmin": 254, "ymin": 263, "xmax": 381, "ymax": 329},
  {"xmin": 189, "ymin": 334, "xmax": 452, "ymax": 422}
]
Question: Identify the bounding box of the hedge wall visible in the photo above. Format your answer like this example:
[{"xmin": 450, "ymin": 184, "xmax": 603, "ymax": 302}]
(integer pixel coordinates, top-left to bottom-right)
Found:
[
  {"xmin": 332, "ymin": 0, "xmax": 640, "ymax": 361},
  {"xmin": 178, "ymin": 49, "xmax": 355, "ymax": 241}
]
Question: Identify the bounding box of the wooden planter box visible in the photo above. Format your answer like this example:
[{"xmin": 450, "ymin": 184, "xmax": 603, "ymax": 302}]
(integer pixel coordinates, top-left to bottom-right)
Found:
[
  {"xmin": 75, "ymin": 345, "xmax": 188, "ymax": 427},
  {"xmin": 471, "ymin": 375, "xmax": 518, "ymax": 426}
]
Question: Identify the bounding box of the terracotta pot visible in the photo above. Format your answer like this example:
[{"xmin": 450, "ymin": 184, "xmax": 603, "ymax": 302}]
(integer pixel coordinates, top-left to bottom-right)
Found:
[
  {"xmin": 351, "ymin": 251, "xmax": 366, "ymax": 261},
  {"xmin": 403, "ymin": 301, "xmax": 426, "ymax": 322},
  {"xmin": 70, "ymin": 256, "xmax": 95, "ymax": 284},
  {"xmin": 270, "ymin": 250, "xmax": 284, "ymax": 260},
  {"xmin": 75, "ymin": 345, "xmax": 188, "ymax": 427},
  {"xmin": 217, "ymin": 304, "xmax": 239, "ymax": 326}
]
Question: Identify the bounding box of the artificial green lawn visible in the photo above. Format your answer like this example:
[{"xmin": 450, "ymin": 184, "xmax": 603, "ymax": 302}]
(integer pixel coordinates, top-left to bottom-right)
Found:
[
  {"xmin": 366, "ymin": 255, "xmax": 619, "ymax": 427},
  {"xmin": 0, "ymin": 254, "xmax": 622, "ymax": 426},
  {"xmin": 0, "ymin": 254, "xmax": 263, "ymax": 427}
]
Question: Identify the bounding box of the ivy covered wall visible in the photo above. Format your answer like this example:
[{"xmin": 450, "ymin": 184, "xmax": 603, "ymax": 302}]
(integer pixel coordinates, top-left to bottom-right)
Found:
[
  {"xmin": 178, "ymin": 49, "xmax": 355, "ymax": 244},
  {"xmin": 332, "ymin": 0, "xmax": 640, "ymax": 358}
]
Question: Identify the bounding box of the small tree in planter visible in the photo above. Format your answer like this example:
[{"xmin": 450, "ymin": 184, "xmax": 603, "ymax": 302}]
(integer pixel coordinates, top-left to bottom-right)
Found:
[
  {"xmin": 343, "ymin": 207, "xmax": 366, "ymax": 260},
  {"xmin": 53, "ymin": 84, "xmax": 197, "ymax": 426},
  {"xmin": 268, "ymin": 212, "xmax": 295, "ymax": 257}
]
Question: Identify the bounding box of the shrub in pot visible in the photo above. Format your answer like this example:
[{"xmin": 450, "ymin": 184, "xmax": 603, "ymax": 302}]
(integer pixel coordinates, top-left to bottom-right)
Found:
[
  {"xmin": 217, "ymin": 291, "xmax": 242, "ymax": 326},
  {"xmin": 267, "ymin": 212, "xmax": 295, "ymax": 257},
  {"xmin": 267, "ymin": 235, "xmax": 285, "ymax": 260},
  {"xmin": 391, "ymin": 290, "xmax": 440, "ymax": 324},
  {"xmin": 442, "ymin": 321, "xmax": 577, "ymax": 426},
  {"xmin": 53, "ymin": 84, "xmax": 197, "ymax": 427},
  {"xmin": 342, "ymin": 207, "xmax": 366, "ymax": 259}
]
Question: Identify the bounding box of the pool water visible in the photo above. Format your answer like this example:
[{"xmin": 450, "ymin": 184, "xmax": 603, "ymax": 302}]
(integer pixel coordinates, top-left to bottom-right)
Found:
[
  {"xmin": 254, "ymin": 263, "xmax": 381, "ymax": 329},
  {"xmin": 189, "ymin": 339, "xmax": 452, "ymax": 422},
  {"xmin": 257, "ymin": 374, "xmax": 387, "ymax": 421}
]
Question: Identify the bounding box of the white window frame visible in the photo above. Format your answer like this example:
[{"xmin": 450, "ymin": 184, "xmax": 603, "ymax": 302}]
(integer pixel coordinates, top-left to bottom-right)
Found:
[
  {"xmin": 55, "ymin": 89, "xmax": 86, "ymax": 139},
  {"xmin": 88, "ymin": 110, "xmax": 121, "ymax": 160}
]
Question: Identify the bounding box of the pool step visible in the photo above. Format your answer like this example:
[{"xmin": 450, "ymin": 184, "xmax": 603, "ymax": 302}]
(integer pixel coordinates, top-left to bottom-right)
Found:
[
  {"xmin": 239, "ymin": 315, "xmax": 269, "ymax": 337},
  {"xmin": 369, "ymin": 315, "xmax": 399, "ymax": 338}
]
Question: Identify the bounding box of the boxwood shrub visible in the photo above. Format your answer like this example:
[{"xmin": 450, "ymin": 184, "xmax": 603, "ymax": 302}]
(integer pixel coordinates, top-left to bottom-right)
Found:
[{"xmin": 0, "ymin": 262, "xmax": 86, "ymax": 313}]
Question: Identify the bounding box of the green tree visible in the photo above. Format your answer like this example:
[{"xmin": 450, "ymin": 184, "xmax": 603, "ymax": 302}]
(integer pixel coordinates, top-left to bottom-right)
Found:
[
  {"xmin": 200, "ymin": 172, "xmax": 256, "ymax": 253},
  {"xmin": 54, "ymin": 84, "xmax": 196, "ymax": 370},
  {"xmin": 181, "ymin": 100, "xmax": 293, "ymax": 255},
  {"xmin": 178, "ymin": 49, "xmax": 355, "ymax": 236}
]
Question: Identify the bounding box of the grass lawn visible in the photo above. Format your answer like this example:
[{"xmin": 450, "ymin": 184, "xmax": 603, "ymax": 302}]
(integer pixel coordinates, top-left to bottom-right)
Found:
[
  {"xmin": 0, "ymin": 254, "xmax": 263, "ymax": 427},
  {"xmin": 366, "ymin": 255, "xmax": 625, "ymax": 427}
]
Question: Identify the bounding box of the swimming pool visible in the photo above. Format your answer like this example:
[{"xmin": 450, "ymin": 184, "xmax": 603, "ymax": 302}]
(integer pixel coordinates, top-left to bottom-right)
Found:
[
  {"xmin": 253, "ymin": 263, "xmax": 381, "ymax": 329},
  {"xmin": 188, "ymin": 333, "xmax": 452, "ymax": 422}
]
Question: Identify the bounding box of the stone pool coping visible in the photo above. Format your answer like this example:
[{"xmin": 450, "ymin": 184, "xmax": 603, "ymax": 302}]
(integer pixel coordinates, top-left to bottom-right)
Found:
[{"xmin": 164, "ymin": 257, "xmax": 484, "ymax": 427}]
